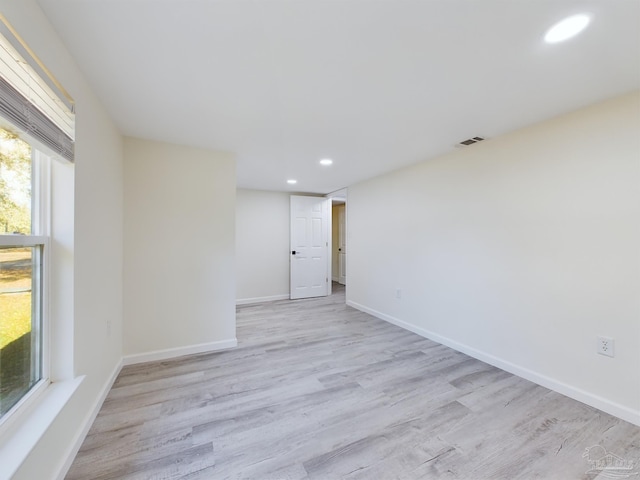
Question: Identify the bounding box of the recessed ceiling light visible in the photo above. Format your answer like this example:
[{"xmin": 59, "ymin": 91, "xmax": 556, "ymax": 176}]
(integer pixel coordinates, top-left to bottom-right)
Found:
[
  {"xmin": 319, "ymin": 158, "xmax": 333, "ymax": 166},
  {"xmin": 287, "ymin": 179, "xmax": 297, "ymax": 184},
  {"xmin": 544, "ymin": 14, "xmax": 591, "ymax": 44}
]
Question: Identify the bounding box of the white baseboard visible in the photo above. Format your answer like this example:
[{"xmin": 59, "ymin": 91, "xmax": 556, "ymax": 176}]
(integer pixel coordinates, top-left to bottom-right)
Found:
[
  {"xmin": 347, "ymin": 300, "xmax": 640, "ymax": 427},
  {"xmin": 55, "ymin": 361, "xmax": 122, "ymax": 480},
  {"xmin": 122, "ymin": 338, "xmax": 238, "ymax": 366},
  {"xmin": 332, "ymin": 276, "xmax": 339, "ymax": 282},
  {"xmin": 236, "ymin": 294, "xmax": 289, "ymax": 305}
]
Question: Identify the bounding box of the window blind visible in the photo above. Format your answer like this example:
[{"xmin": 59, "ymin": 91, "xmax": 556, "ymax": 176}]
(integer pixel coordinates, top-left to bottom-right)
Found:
[{"xmin": 0, "ymin": 15, "xmax": 75, "ymax": 162}]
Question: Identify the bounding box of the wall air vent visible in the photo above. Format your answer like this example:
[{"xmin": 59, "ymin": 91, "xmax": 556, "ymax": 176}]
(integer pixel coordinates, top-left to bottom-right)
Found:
[{"xmin": 457, "ymin": 136, "xmax": 486, "ymax": 147}]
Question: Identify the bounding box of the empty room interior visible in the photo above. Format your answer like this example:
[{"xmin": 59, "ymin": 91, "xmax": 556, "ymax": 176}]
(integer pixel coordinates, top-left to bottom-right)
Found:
[{"xmin": 0, "ymin": 0, "xmax": 639, "ymax": 479}]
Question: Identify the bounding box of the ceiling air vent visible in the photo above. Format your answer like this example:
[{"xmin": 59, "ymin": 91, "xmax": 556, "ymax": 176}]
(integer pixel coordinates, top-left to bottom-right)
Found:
[{"xmin": 457, "ymin": 136, "xmax": 485, "ymax": 147}]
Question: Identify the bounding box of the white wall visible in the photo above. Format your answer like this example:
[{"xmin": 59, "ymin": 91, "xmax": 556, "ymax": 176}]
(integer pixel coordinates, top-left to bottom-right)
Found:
[
  {"xmin": 0, "ymin": 0, "xmax": 125, "ymax": 478},
  {"xmin": 347, "ymin": 91, "xmax": 640, "ymax": 425},
  {"xmin": 236, "ymin": 189, "xmax": 290, "ymax": 303},
  {"xmin": 123, "ymin": 138, "xmax": 236, "ymax": 361}
]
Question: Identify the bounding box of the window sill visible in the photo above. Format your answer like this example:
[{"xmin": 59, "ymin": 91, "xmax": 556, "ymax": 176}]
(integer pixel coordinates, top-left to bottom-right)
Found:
[{"xmin": 0, "ymin": 376, "xmax": 84, "ymax": 480}]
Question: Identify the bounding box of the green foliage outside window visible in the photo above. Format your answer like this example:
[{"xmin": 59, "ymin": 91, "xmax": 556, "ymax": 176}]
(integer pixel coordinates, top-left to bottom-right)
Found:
[
  {"xmin": 0, "ymin": 128, "xmax": 31, "ymax": 234},
  {"xmin": 0, "ymin": 128, "xmax": 35, "ymax": 416}
]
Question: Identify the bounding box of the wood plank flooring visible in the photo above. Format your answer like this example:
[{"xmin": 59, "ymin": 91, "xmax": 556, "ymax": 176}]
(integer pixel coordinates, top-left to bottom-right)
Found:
[{"xmin": 66, "ymin": 284, "xmax": 640, "ymax": 479}]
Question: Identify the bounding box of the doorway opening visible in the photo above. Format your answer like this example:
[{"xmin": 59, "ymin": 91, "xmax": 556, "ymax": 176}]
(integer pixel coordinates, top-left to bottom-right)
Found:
[{"xmin": 329, "ymin": 189, "xmax": 347, "ymax": 298}]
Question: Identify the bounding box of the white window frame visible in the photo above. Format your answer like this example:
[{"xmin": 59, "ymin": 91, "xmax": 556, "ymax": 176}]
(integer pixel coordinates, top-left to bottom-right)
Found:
[{"xmin": 0, "ymin": 143, "xmax": 51, "ymax": 429}]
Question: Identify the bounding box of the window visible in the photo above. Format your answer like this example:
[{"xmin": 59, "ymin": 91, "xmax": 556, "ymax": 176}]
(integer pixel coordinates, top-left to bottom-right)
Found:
[
  {"xmin": 0, "ymin": 128, "xmax": 48, "ymax": 420},
  {"xmin": 0, "ymin": 14, "xmax": 73, "ymax": 424}
]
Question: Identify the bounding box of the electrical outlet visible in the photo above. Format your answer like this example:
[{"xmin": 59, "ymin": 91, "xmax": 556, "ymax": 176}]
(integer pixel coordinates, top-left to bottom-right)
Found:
[
  {"xmin": 396, "ymin": 289, "xmax": 402, "ymax": 299},
  {"xmin": 597, "ymin": 336, "xmax": 614, "ymax": 357}
]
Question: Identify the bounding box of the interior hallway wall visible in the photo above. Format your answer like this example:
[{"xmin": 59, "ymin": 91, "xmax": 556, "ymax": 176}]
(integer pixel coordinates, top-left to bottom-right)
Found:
[
  {"xmin": 331, "ymin": 204, "xmax": 342, "ymax": 282},
  {"xmin": 331, "ymin": 203, "xmax": 347, "ymax": 282},
  {"xmin": 124, "ymin": 138, "xmax": 236, "ymax": 360}
]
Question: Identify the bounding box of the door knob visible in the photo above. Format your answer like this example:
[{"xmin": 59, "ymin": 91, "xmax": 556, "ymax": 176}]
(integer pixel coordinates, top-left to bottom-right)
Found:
[{"xmin": 292, "ymin": 251, "xmax": 296, "ymax": 255}]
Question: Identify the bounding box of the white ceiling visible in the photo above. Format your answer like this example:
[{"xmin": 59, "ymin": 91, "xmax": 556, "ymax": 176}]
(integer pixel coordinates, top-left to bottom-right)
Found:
[{"xmin": 37, "ymin": 0, "xmax": 640, "ymax": 194}]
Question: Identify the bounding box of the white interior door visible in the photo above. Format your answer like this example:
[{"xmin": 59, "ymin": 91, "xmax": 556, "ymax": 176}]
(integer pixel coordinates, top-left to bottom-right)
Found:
[
  {"xmin": 338, "ymin": 206, "xmax": 346, "ymax": 285},
  {"xmin": 290, "ymin": 195, "xmax": 329, "ymax": 299}
]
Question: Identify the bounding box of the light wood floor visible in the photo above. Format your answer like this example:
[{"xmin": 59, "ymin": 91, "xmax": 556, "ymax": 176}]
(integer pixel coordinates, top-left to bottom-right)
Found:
[{"xmin": 66, "ymin": 284, "xmax": 640, "ymax": 479}]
